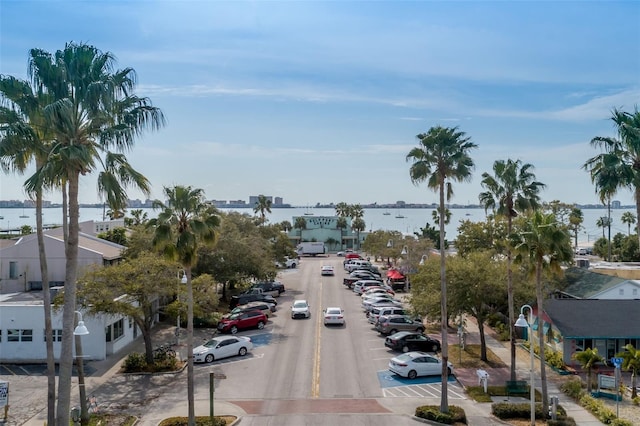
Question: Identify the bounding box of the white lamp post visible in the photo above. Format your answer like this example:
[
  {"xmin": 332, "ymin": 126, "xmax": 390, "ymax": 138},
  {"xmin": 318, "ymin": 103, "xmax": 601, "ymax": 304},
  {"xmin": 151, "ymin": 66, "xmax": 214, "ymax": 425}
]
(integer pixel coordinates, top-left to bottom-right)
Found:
[
  {"xmin": 386, "ymin": 239, "xmax": 393, "ymax": 248},
  {"xmin": 419, "ymin": 254, "xmax": 428, "ymax": 266},
  {"xmin": 176, "ymin": 270, "xmax": 187, "ymax": 345},
  {"xmin": 515, "ymin": 304, "xmax": 535, "ymax": 426},
  {"xmin": 73, "ymin": 311, "xmax": 89, "ymax": 424}
]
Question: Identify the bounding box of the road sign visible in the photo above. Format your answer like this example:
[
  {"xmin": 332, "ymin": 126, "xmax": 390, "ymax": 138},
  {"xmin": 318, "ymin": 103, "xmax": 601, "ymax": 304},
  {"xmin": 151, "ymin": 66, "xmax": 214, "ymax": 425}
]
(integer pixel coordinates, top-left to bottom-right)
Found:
[
  {"xmin": 611, "ymin": 357, "xmax": 623, "ymax": 368},
  {"xmin": 213, "ymin": 373, "xmax": 227, "ymax": 379}
]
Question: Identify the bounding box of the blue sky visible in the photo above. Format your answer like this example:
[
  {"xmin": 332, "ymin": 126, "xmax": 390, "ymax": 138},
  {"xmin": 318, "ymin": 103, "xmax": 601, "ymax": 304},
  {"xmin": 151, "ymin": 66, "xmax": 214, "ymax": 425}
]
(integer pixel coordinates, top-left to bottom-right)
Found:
[{"xmin": 1, "ymin": 1, "xmax": 639, "ymax": 207}]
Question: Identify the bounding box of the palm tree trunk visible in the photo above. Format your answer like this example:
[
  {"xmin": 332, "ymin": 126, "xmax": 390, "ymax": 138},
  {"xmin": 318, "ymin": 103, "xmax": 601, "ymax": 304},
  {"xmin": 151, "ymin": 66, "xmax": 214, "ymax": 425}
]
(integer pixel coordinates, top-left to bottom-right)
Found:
[
  {"xmin": 56, "ymin": 173, "xmax": 80, "ymax": 426},
  {"xmin": 439, "ymin": 182, "xmax": 449, "ymax": 413},
  {"xmin": 536, "ymin": 261, "xmax": 549, "ymax": 415},
  {"xmin": 635, "ymin": 187, "xmax": 640, "ymax": 251},
  {"xmin": 186, "ymin": 267, "xmax": 195, "ymax": 425},
  {"xmin": 36, "ymin": 185, "xmax": 56, "ymax": 425},
  {"xmin": 507, "ymin": 216, "xmax": 516, "ymax": 382}
]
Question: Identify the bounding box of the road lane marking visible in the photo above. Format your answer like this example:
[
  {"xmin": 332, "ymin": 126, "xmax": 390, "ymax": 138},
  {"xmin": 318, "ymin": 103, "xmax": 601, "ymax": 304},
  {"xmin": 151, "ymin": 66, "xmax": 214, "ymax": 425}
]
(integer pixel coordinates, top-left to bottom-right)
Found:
[{"xmin": 311, "ymin": 280, "xmax": 323, "ymax": 398}]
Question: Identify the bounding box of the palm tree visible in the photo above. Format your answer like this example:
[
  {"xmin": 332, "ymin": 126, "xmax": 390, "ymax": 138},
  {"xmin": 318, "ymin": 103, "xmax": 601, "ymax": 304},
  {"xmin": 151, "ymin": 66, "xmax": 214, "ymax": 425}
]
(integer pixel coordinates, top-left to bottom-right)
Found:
[
  {"xmin": 335, "ymin": 201, "xmax": 350, "ymax": 217},
  {"xmin": 621, "ymin": 211, "xmax": 636, "ymax": 236},
  {"xmin": 336, "ymin": 217, "xmax": 348, "ymax": 250},
  {"xmin": 0, "ymin": 72, "xmax": 58, "ymax": 425},
  {"xmin": 351, "ymin": 217, "xmax": 366, "ymax": 250},
  {"xmin": 151, "ymin": 185, "xmax": 220, "ymax": 426},
  {"xmin": 479, "ymin": 159, "xmax": 545, "ymax": 382},
  {"xmin": 617, "ymin": 344, "xmax": 640, "ymax": 398},
  {"xmin": 280, "ymin": 220, "xmax": 292, "ymax": 233},
  {"xmin": 584, "ymin": 107, "xmax": 640, "ymax": 249},
  {"xmin": 431, "ymin": 207, "xmax": 451, "ymax": 225},
  {"xmin": 596, "ymin": 216, "xmax": 609, "ymax": 239},
  {"xmin": 568, "ymin": 207, "xmax": 584, "ymax": 249},
  {"xmin": 513, "ymin": 210, "xmax": 573, "ymax": 413},
  {"xmin": 294, "ymin": 216, "xmax": 307, "ymax": 240},
  {"xmin": 26, "ymin": 43, "xmax": 165, "ymax": 425},
  {"xmin": 253, "ymin": 194, "xmax": 272, "ymax": 225},
  {"xmin": 572, "ymin": 348, "xmax": 604, "ymax": 393},
  {"xmin": 406, "ymin": 125, "xmax": 477, "ymax": 413}
]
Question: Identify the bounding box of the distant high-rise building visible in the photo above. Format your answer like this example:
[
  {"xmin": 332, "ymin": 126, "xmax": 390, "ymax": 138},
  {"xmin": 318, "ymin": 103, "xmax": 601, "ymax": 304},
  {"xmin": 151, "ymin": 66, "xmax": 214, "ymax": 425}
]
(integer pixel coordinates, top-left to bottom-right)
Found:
[
  {"xmin": 274, "ymin": 197, "xmax": 283, "ymax": 206},
  {"xmin": 611, "ymin": 200, "xmax": 621, "ymax": 209}
]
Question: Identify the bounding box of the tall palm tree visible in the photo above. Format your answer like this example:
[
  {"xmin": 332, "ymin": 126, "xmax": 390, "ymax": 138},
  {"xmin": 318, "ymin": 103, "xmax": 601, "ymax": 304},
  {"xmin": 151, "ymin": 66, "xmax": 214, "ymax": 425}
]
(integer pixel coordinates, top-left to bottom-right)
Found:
[
  {"xmin": 596, "ymin": 216, "xmax": 609, "ymax": 239},
  {"xmin": 584, "ymin": 107, "xmax": 640, "ymax": 249},
  {"xmin": 294, "ymin": 216, "xmax": 307, "ymax": 240},
  {"xmin": 572, "ymin": 348, "xmax": 604, "ymax": 393},
  {"xmin": 26, "ymin": 42, "xmax": 165, "ymax": 425},
  {"xmin": 351, "ymin": 217, "xmax": 366, "ymax": 250},
  {"xmin": 253, "ymin": 194, "xmax": 272, "ymax": 225},
  {"xmin": 479, "ymin": 159, "xmax": 545, "ymax": 382},
  {"xmin": 151, "ymin": 185, "xmax": 220, "ymax": 426},
  {"xmin": 0, "ymin": 73, "xmax": 58, "ymax": 425},
  {"xmin": 621, "ymin": 211, "xmax": 636, "ymax": 236},
  {"xmin": 568, "ymin": 207, "xmax": 584, "ymax": 248},
  {"xmin": 335, "ymin": 201, "xmax": 350, "ymax": 217},
  {"xmin": 513, "ymin": 210, "xmax": 573, "ymax": 413},
  {"xmin": 617, "ymin": 344, "xmax": 640, "ymax": 399},
  {"xmin": 406, "ymin": 125, "xmax": 477, "ymax": 413},
  {"xmin": 336, "ymin": 216, "xmax": 347, "ymax": 250}
]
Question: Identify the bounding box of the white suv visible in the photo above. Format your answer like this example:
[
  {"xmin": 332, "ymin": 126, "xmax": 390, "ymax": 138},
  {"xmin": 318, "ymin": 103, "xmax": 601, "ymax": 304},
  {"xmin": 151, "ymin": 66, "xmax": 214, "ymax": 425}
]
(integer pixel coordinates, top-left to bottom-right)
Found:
[{"xmin": 291, "ymin": 300, "xmax": 311, "ymax": 319}]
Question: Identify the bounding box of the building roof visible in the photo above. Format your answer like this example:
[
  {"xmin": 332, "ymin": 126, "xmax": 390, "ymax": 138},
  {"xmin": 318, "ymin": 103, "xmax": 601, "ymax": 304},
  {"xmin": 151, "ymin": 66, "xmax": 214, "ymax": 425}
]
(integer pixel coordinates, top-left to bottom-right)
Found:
[
  {"xmin": 560, "ymin": 267, "xmax": 628, "ymax": 299},
  {"xmin": 43, "ymin": 227, "xmax": 124, "ymax": 260},
  {"xmin": 544, "ymin": 299, "xmax": 640, "ymax": 339}
]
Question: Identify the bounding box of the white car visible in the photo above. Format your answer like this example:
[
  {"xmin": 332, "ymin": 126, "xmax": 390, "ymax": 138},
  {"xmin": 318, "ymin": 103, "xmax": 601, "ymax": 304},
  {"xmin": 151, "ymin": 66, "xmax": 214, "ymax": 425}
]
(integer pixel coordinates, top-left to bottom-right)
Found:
[
  {"xmin": 388, "ymin": 351, "xmax": 453, "ymax": 379},
  {"xmin": 321, "ymin": 265, "xmax": 335, "ymax": 276},
  {"xmin": 291, "ymin": 299, "xmax": 311, "ymax": 319},
  {"xmin": 323, "ymin": 307, "xmax": 345, "ymax": 326},
  {"xmin": 193, "ymin": 336, "xmax": 253, "ymax": 363}
]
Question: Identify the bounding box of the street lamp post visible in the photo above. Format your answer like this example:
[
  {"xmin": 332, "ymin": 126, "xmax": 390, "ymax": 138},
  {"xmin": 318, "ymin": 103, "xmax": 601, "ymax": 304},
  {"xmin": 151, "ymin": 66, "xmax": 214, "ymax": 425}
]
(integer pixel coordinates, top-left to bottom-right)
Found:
[
  {"xmin": 176, "ymin": 270, "xmax": 187, "ymax": 345},
  {"xmin": 515, "ymin": 304, "xmax": 535, "ymax": 426},
  {"xmin": 73, "ymin": 311, "xmax": 90, "ymax": 425}
]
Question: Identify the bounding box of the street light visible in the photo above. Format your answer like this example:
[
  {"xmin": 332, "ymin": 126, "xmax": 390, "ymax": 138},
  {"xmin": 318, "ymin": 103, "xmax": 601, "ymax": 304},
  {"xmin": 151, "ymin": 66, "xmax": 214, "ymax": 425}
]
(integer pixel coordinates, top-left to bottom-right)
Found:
[
  {"xmin": 176, "ymin": 270, "xmax": 187, "ymax": 345},
  {"xmin": 419, "ymin": 254, "xmax": 428, "ymax": 266},
  {"xmin": 73, "ymin": 311, "xmax": 90, "ymax": 424},
  {"xmin": 400, "ymin": 245, "xmax": 408, "ymax": 256},
  {"xmin": 515, "ymin": 304, "xmax": 535, "ymax": 426},
  {"xmin": 386, "ymin": 239, "xmax": 393, "ymax": 248}
]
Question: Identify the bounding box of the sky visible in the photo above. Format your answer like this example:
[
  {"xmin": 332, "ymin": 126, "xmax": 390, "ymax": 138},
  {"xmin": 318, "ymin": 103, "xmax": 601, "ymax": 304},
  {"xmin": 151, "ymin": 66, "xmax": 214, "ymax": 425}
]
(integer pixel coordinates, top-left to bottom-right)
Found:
[{"xmin": 1, "ymin": 1, "xmax": 639, "ymax": 207}]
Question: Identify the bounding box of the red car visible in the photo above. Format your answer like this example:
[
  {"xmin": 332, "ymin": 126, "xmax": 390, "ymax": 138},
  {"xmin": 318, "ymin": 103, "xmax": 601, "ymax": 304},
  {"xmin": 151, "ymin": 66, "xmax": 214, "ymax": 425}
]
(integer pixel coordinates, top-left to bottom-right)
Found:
[{"xmin": 217, "ymin": 310, "xmax": 267, "ymax": 334}]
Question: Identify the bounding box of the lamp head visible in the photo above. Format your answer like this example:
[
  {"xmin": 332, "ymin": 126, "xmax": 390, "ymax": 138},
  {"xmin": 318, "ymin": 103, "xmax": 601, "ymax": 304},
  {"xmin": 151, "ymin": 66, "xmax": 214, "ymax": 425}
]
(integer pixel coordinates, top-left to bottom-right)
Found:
[
  {"xmin": 386, "ymin": 239, "xmax": 393, "ymax": 248},
  {"xmin": 401, "ymin": 245, "xmax": 408, "ymax": 256},
  {"xmin": 514, "ymin": 313, "xmax": 529, "ymax": 328},
  {"xmin": 181, "ymin": 273, "xmax": 188, "ymax": 284},
  {"xmin": 73, "ymin": 321, "xmax": 90, "ymax": 336}
]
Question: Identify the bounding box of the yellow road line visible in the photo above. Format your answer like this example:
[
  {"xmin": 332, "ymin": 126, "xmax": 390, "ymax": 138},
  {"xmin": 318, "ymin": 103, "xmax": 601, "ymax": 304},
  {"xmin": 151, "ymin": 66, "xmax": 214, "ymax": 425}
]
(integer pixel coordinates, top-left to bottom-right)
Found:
[{"xmin": 311, "ymin": 280, "xmax": 322, "ymax": 398}]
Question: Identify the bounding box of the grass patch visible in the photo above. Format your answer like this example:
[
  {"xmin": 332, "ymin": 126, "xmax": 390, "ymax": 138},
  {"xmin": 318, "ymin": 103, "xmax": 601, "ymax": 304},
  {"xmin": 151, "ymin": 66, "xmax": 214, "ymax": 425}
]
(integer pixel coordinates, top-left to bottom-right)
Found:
[
  {"xmin": 159, "ymin": 416, "xmax": 237, "ymax": 425},
  {"xmin": 448, "ymin": 344, "xmax": 507, "ymax": 369},
  {"xmin": 80, "ymin": 414, "xmax": 137, "ymax": 425}
]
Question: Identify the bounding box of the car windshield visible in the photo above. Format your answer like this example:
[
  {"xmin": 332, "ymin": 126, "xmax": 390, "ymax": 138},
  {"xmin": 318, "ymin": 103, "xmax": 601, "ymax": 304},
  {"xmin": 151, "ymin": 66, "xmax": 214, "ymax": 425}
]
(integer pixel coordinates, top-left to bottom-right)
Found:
[
  {"xmin": 293, "ymin": 301, "xmax": 308, "ymax": 308},
  {"xmin": 203, "ymin": 339, "xmax": 220, "ymax": 348},
  {"xmin": 227, "ymin": 313, "xmax": 241, "ymax": 319},
  {"xmin": 326, "ymin": 308, "xmax": 341, "ymax": 315}
]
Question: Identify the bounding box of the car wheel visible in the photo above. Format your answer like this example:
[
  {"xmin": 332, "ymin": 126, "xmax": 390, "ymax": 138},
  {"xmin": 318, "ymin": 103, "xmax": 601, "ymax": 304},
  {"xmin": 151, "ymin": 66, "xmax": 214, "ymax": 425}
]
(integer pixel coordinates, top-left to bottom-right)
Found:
[
  {"xmin": 447, "ymin": 367, "xmax": 452, "ymax": 376},
  {"xmin": 402, "ymin": 345, "xmax": 410, "ymax": 353},
  {"xmin": 431, "ymin": 343, "xmax": 439, "ymax": 352},
  {"xmin": 257, "ymin": 321, "xmax": 265, "ymax": 329},
  {"xmin": 239, "ymin": 347, "xmax": 247, "ymax": 356},
  {"xmin": 416, "ymin": 327, "xmax": 425, "ymax": 333},
  {"xmin": 205, "ymin": 354, "xmax": 214, "ymax": 363},
  {"xmin": 230, "ymin": 326, "xmax": 238, "ymax": 334},
  {"xmin": 389, "ymin": 329, "xmax": 398, "ymax": 335},
  {"xmin": 408, "ymin": 370, "xmax": 417, "ymax": 379},
  {"xmin": 291, "ymin": 263, "xmax": 297, "ymax": 268}
]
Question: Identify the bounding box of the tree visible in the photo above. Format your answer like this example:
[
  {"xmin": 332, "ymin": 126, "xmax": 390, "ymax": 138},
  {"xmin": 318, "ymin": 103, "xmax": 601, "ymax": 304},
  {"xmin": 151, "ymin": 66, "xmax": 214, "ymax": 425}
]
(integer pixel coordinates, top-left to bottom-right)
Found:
[
  {"xmin": 150, "ymin": 185, "xmax": 219, "ymax": 425},
  {"xmin": 617, "ymin": 344, "xmax": 640, "ymax": 399},
  {"xmin": 513, "ymin": 210, "xmax": 573, "ymax": 414},
  {"xmin": 253, "ymin": 194, "xmax": 272, "ymax": 225},
  {"xmin": 479, "ymin": 158, "xmax": 545, "ymax": 382},
  {"xmin": 279, "ymin": 220, "xmax": 292, "ymax": 233},
  {"xmin": 336, "ymin": 217, "xmax": 348, "ymax": 249},
  {"xmin": 406, "ymin": 125, "xmax": 477, "ymax": 413},
  {"xmin": 568, "ymin": 207, "xmax": 584, "ymax": 248},
  {"xmin": 335, "ymin": 201, "xmax": 350, "ymax": 217},
  {"xmin": 97, "ymin": 227, "xmax": 127, "ymax": 245},
  {"xmin": 584, "ymin": 107, "xmax": 640, "ymax": 250},
  {"xmin": 596, "ymin": 216, "xmax": 610, "ymax": 239},
  {"xmin": 455, "ymin": 218, "xmax": 508, "ymax": 257},
  {"xmin": 621, "ymin": 211, "xmax": 636, "ymax": 236},
  {"xmin": 78, "ymin": 253, "xmax": 184, "ymax": 364},
  {"xmin": 125, "ymin": 209, "xmax": 149, "ymax": 227},
  {"xmin": 572, "ymin": 348, "xmax": 604, "ymax": 393},
  {"xmin": 24, "ymin": 43, "xmax": 165, "ymax": 425},
  {"xmin": 294, "ymin": 217, "xmax": 307, "ymax": 240},
  {"xmin": 351, "ymin": 217, "xmax": 366, "ymax": 250}
]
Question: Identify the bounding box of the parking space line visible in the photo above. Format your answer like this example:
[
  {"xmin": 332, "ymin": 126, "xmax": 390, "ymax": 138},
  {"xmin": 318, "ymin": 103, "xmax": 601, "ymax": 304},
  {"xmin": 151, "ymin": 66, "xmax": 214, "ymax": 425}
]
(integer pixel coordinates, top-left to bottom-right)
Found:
[
  {"xmin": 415, "ymin": 384, "xmax": 438, "ymax": 397},
  {"xmin": 405, "ymin": 386, "xmax": 424, "ymax": 397}
]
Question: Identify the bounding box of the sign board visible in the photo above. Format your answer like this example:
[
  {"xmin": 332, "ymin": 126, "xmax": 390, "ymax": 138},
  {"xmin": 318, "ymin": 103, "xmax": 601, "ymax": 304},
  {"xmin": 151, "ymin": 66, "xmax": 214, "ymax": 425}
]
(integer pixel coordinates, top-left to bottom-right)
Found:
[
  {"xmin": 213, "ymin": 373, "xmax": 226, "ymax": 380},
  {"xmin": 611, "ymin": 357, "xmax": 623, "ymax": 368},
  {"xmin": 598, "ymin": 374, "xmax": 616, "ymax": 390},
  {"xmin": 0, "ymin": 381, "xmax": 8, "ymax": 407}
]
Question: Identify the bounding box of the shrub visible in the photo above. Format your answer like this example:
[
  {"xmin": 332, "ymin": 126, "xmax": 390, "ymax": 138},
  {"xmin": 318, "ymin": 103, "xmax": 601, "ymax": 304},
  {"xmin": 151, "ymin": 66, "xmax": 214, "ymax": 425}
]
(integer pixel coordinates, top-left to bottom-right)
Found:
[
  {"xmin": 632, "ymin": 396, "xmax": 640, "ymax": 406},
  {"xmin": 122, "ymin": 352, "xmax": 147, "ymax": 373},
  {"xmin": 546, "ymin": 349, "xmax": 566, "ymax": 370},
  {"xmin": 560, "ymin": 376, "xmax": 585, "ymax": 399},
  {"xmin": 122, "ymin": 351, "xmax": 180, "ymax": 373},
  {"xmin": 547, "ymin": 419, "xmax": 577, "ymax": 426},
  {"xmin": 415, "ymin": 405, "xmax": 467, "ymax": 424},
  {"xmin": 491, "ymin": 402, "xmax": 545, "ymax": 420},
  {"xmin": 160, "ymin": 416, "xmax": 227, "ymax": 426}
]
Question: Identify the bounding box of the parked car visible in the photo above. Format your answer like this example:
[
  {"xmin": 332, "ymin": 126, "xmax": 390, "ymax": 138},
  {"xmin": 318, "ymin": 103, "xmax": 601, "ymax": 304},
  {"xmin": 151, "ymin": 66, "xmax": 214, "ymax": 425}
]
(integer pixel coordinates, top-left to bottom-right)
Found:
[
  {"xmin": 226, "ymin": 302, "xmax": 274, "ymax": 318},
  {"xmin": 353, "ymin": 280, "xmax": 386, "ymax": 295},
  {"xmin": 368, "ymin": 306, "xmax": 408, "ymax": 323},
  {"xmin": 362, "ymin": 296, "xmax": 403, "ymax": 312},
  {"xmin": 291, "ymin": 300, "xmax": 311, "ymax": 319},
  {"xmin": 388, "ymin": 351, "xmax": 453, "ymax": 379},
  {"xmin": 321, "ymin": 265, "xmax": 335, "ymax": 276},
  {"xmin": 251, "ymin": 281, "xmax": 285, "ymax": 297},
  {"xmin": 217, "ymin": 310, "xmax": 267, "ymax": 334},
  {"xmin": 361, "ymin": 287, "xmax": 395, "ymax": 298},
  {"xmin": 375, "ymin": 315, "xmax": 425, "ymax": 335},
  {"xmin": 323, "ymin": 307, "xmax": 345, "ymax": 326},
  {"xmin": 229, "ymin": 293, "xmax": 277, "ymax": 309},
  {"xmin": 337, "ymin": 251, "xmax": 345, "ymax": 257},
  {"xmin": 193, "ymin": 336, "xmax": 253, "ymax": 363},
  {"xmin": 351, "ymin": 269, "xmax": 382, "ymax": 280},
  {"xmin": 384, "ymin": 331, "xmax": 441, "ymax": 353},
  {"xmin": 364, "ymin": 299, "xmax": 404, "ymax": 313}
]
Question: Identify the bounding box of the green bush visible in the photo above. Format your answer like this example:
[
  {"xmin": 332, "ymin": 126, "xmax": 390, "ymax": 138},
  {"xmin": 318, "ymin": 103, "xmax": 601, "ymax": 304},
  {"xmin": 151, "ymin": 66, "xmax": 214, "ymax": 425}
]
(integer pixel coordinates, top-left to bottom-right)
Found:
[
  {"xmin": 491, "ymin": 402, "xmax": 545, "ymax": 420},
  {"xmin": 415, "ymin": 405, "xmax": 467, "ymax": 424},
  {"xmin": 547, "ymin": 419, "xmax": 577, "ymax": 426},
  {"xmin": 546, "ymin": 349, "xmax": 566, "ymax": 370},
  {"xmin": 632, "ymin": 396, "xmax": 640, "ymax": 406},
  {"xmin": 560, "ymin": 376, "xmax": 585, "ymax": 399},
  {"xmin": 122, "ymin": 352, "xmax": 147, "ymax": 373},
  {"xmin": 122, "ymin": 351, "xmax": 179, "ymax": 373},
  {"xmin": 159, "ymin": 416, "xmax": 227, "ymax": 426}
]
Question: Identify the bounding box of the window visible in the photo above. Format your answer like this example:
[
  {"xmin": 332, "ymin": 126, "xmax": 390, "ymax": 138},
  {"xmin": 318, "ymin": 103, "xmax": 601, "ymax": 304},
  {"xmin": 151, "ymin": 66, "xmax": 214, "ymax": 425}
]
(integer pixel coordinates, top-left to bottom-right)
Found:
[
  {"xmin": 105, "ymin": 319, "xmax": 125, "ymax": 342},
  {"xmin": 7, "ymin": 329, "xmax": 33, "ymax": 342},
  {"xmin": 9, "ymin": 262, "xmax": 18, "ymax": 279},
  {"xmin": 633, "ymin": 288, "xmax": 638, "ymax": 296},
  {"xmin": 44, "ymin": 329, "xmax": 63, "ymax": 342},
  {"xmin": 619, "ymin": 288, "xmax": 624, "ymax": 296}
]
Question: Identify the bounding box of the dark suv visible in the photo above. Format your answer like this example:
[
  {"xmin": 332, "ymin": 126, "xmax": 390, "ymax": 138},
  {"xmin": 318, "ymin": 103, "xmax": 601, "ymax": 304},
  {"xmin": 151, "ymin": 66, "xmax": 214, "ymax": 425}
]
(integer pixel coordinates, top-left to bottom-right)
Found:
[
  {"xmin": 217, "ymin": 310, "xmax": 268, "ymax": 334},
  {"xmin": 229, "ymin": 293, "xmax": 277, "ymax": 309}
]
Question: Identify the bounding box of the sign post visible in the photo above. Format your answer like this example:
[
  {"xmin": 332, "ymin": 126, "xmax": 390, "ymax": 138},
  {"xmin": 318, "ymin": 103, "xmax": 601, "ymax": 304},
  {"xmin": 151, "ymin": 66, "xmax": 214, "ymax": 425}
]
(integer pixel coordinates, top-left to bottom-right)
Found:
[
  {"xmin": 0, "ymin": 381, "xmax": 9, "ymax": 422},
  {"xmin": 210, "ymin": 372, "xmax": 227, "ymax": 421},
  {"xmin": 611, "ymin": 357, "xmax": 623, "ymax": 418}
]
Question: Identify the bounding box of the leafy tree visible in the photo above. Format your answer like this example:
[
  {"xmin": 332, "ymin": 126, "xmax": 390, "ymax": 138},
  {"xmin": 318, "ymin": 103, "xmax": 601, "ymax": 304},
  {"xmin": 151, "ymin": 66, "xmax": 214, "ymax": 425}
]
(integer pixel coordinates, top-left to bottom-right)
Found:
[
  {"xmin": 294, "ymin": 217, "xmax": 307, "ymax": 240},
  {"xmin": 431, "ymin": 207, "xmax": 451, "ymax": 225},
  {"xmin": 106, "ymin": 208, "xmax": 126, "ymax": 219},
  {"xmin": 513, "ymin": 210, "xmax": 573, "ymax": 414},
  {"xmin": 455, "ymin": 218, "xmax": 507, "ymax": 257},
  {"xmin": 97, "ymin": 227, "xmax": 127, "ymax": 245},
  {"xmin": 621, "ymin": 211, "xmax": 636, "ymax": 236},
  {"xmin": 253, "ymin": 194, "xmax": 272, "ymax": 225},
  {"xmin": 125, "ymin": 209, "xmax": 149, "ymax": 227},
  {"xmin": 479, "ymin": 158, "xmax": 545, "ymax": 382},
  {"xmin": 584, "ymin": 107, "xmax": 640, "ymax": 250},
  {"xmin": 596, "ymin": 216, "xmax": 611, "ymax": 239},
  {"xmin": 279, "ymin": 220, "xmax": 292, "ymax": 233},
  {"xmin": 150, "ymin": 185, "xmax": 219, "ymax": 425},
  {"xmin": 78, "ymin": 253, "xmax": 185, "ymax": 364},
  {"xmin": 336, "ymin": 217, "xmax": 348, "ymax": 249},
  {"xmin": 572, "ymin": 348, "xmax": 605, "ymax": 393},
  {"xmin": 351, "ymin": 217, "xmax": 366, "ymax": 250},
  {"xmin": 24, "ymin": 43, "xmax": 164, "ymax": 426},
  {"xmin": 406, "ymin": 125, "xmax": 477, "ymax": 413},
  {"xmin": 568, "ymin": 207, "xmax": 584, "ymax": 248},
  {"xmin": 617, "ymin": 344, "xmax": 640, "ymax": 398},
  {"xmin": 335, "ymin": 202, "xmax": 350, "ymax": 217}
]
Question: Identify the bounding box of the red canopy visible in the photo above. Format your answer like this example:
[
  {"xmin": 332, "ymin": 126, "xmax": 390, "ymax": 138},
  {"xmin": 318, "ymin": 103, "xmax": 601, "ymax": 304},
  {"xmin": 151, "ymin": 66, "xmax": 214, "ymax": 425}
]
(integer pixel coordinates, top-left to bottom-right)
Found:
[{"xmin": 387, "ymin": 269, "xmax": 405, "ymax": 280}]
